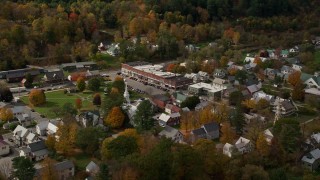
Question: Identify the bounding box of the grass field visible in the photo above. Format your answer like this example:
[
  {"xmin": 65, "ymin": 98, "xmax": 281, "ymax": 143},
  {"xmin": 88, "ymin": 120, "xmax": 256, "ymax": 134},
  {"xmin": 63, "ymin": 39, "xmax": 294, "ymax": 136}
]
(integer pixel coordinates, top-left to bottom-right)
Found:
[
  {"xmin": 315, "ymin": 50, "xmax": 320, "ymax": 64},
  {"xmin": 21, "ymin": 90, "xmax": 97, "ymax": 118},
  {"xmin": 92, "ymin": 53, "xmax": 121, "ymax": 69}
]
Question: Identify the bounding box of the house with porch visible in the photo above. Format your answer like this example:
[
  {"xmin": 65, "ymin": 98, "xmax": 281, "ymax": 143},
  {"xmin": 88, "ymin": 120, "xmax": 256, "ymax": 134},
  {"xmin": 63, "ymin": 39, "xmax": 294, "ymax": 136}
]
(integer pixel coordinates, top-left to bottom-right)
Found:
[
  {"xmin": 301, "ymin": 149, "xmax": 320, "ymax": 171},
  {"xmin": 159, "ymin": 126, "xmax": 183, "ymax": 143}
]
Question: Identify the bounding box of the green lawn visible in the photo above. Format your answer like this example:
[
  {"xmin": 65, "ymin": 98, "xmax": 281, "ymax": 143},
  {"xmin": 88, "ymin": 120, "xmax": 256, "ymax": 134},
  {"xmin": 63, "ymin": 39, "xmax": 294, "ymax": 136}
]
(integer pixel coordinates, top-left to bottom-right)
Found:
[
  {"xmin": 92, "ymin": 53, "xmax": 121, "ymax": 69},
  {"xmin": 21, "ymin": 90, "xmax": 98, "ymax": 118},
  {"xmin": 71, "ymin": 153, "xmax": 95, "ymax": 171}
]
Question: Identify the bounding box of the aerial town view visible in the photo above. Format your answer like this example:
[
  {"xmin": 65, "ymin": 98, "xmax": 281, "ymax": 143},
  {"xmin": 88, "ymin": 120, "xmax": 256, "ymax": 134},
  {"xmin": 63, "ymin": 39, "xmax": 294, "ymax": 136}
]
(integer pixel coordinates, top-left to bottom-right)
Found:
[{"xmin": 0, "ymin": 0, "xmax": 320, "ymax": 179}]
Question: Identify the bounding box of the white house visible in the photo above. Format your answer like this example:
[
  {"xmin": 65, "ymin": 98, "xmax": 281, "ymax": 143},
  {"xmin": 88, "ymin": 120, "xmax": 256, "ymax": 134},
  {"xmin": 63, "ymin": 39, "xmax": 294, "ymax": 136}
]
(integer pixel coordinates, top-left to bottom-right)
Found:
[
  {"xmin": 223, "ymin": 143, "xmax": 234, "ymax": 157},
  {"xmin": 264, "ymin": 129, "xmax": 274, "ymax": 144},
  {"xmin": 301, "ymin": 149, "xmax": 320, "ymax": 171},
  {"xmin": 36, "ymin": 120, "xmax": 58, "ymax": 136},
  {"xmin": 158, "ymin": 126, "xmax": 183, "ymax": 143},
  {"xmin": 304, "ymin": 75, "xmax": 320, "ymax": 89},
  {"xmin": 235, "ymin": 137, "xmax": 252, "ymax": 154},
  {"xmin": 86, "ymin": 161, "xmax": 100, "ymax": 175}
]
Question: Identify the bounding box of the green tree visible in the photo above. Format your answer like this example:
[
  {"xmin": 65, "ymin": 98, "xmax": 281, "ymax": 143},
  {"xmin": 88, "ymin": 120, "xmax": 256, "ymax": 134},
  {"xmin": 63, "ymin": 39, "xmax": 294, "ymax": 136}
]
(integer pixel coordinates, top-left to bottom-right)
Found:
[
  {"xmin": 112, "ymin": 76, "xmax": 125, "ymax": 93},
  {"xmin": 106, "ymin": 136, "xmax": 138, "ymax": 160},
  {"xmin": 0, "ymin": 86, "xmax": 13, "ymax": 102},
  {"xmin": 62, "ymin": 103, "xmax": 77, "ymax": 116},
  {"xmin": 235, "ymin": 70, "xmax": 247, "ymax": 84},
  {"xmin": 180, "ymin": 96, "xmax": 200, "ymax": 110},
  {"xmin": 24, "ymin": 73, "xmax": 33, "ymax": 88},
  {"xmin": 12, "ymin": 157, "xmax": 36, "ymax": 180},
  {"xmin": 76, "ymin": 127, "xmax": 105, "ymax": 154},
  {"xmin": 77, "ymin": 77, "xmax": 86, "ymax": 92},
  {"xmin": 232, "ymin": 103, "xmax": 245, "ymax": 134},
  {"xmin": 133, "ymin": 100, "xmax": 155, "ymax": 132},
  {"xmin": 96, "ymin": 163, "xmax": 109, "ymax": 180},
  {"xmin": 88, "ymin": 78, "xmax": 101, "ymax": 92},
  {"xmin": 273, "ymin": 118, "xmax": 302, "ymax": 153},
  {"xmin": 241, "ymin": 164, "xmax": 269, "ymax": 180}
]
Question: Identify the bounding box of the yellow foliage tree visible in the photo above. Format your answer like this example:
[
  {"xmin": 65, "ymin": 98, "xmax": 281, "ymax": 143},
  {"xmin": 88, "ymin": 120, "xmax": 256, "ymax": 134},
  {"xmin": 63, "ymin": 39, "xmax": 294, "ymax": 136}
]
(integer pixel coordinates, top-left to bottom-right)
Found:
[
  {"xmin": 55, "ymin": 122, "xmax": 78, "ymax": 155},
  {"xmin": 213, "ymin": 103, "xmax": 229, "ymax": 123},
  {"xmin": 242, "ymin": 99, "xmax": 256, "ymax": 109},
  {"xmin": 220, "ymin": 122, "xmax": 236, "ymax": 144},
  {"xmin": 256, "ymin": 99, "xmax": 269, "ymax": 110},
  {"xmin": 45, "ymin": 135, "xmax": 56, "ymax": 151},
  {"xmin": 29, "ymin": 89, "xmax": 46, "ymax": 106},
  {"xmin": 256, "ymin": 133, "xmax": 270, "ymax": 156},
  {"xmin": 228, "ymin": 68, "xmax": 238, "ymax": 76},
  {"xmin": 0, "ymin": 108, "xmax": 14, "ymax": 122},
  {"xmin": 105, "ymin": 107, "xmax": 125, "ymax": 128},
  {"xmin": 40, "ymin": 157, "xmax": 58, "ymax": 180},
  {"xmin": 101, "ymin": 137, "xmax": 113, "ymax": 160},
  {"xmin": 232, "ymin": 31, "xmax": 240, "ymax": 45},
  {"xmin": 119, "ymin": 128, "xmax": 141, "ymax": 146},
  {"xmin": 199, "ymin": 106, "xmax": 214, "ymax": 124}
]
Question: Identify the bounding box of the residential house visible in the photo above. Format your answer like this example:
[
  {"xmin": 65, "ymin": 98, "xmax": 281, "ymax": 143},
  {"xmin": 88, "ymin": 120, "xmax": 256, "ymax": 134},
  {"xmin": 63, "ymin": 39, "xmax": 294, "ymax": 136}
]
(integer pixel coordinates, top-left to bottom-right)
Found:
[
  {"xmin": 172, "ymin": 92, "xmax": 187, "ymax": 106},
  {"xmin": 223, "ymin": 143, "xmax": 235, "ymax": 157},
  {"xmin": 213, "ymin": 69, "xmax": 227, "ymax": 78},
  {"xmin": 198, "ymin": 71, "xmax": 209, "ymax": 81},
  {"xmin": 212, "ymin": 78, "xmax": 230, "ymax": 89},
  {"xmin": 264, "ymin": 129, "xmax": 273, "ymax": 144},
  {"xmin": 244, "ymin": 113, "xmax": 266, "ymax": 124},
  {"xmin": 68, "ymin": 70, "xmax": 100, "ymax": 81},
  {"xmin": 280, "ymin": 100, "xmax": 296, "ymax": 116},
  {"xmin": 151, "ymin": 94, "xmax": 171, "ymax": 109},
  {"xmin": 16, "ymin": 113, "xmax": 32, "ymax": 126},
  {"xmin": 19, "ymin": 140, "xmax": 48, "ymax": 161},
  {"xmin": 55, "ymin": 160, "xmax": 75, "ymax": 180},
  {"xmin": 43, "ymin": 70, "xmax": 65, "ymax": 84},
  {"xmin": 185, "ymin": 73, "xmax": 201, "ymax": 83},
  {"xmin": 252, "ymin": 91, "xmax": 275, "ymax": 102},
  {"xmin": 235, "ymin": 137, "xmax": 252, "ymax": 154},
  {"xmin": 158, "ymin": 126, "xmax": 183, "ymax": 143},
  {"xmin": 264, "ymin": 68, "xmax": 278, "ymax": 80},
  {"xmin": 36, "ymin": 120, "xmax": 59, "ymax": 136},
  {"xmin": 35, "ymin": 160, "xmax": 75, "ymax": 180},
  {"xmin": 311, "ymin": 133, "xmax": 320, "ymax": 145},
  {"xmin": 247, "ymin": 84, "xmax": 261, "ymax": 95},
  {"xmin": 0, "ymin": 140, "xmax": 10, "ymax": 156},
  {"xmin": 185, "ymin": 44, "xmax": 200, "ymax": 52},
  {"xmin": 78, "ymin": 111, "xmax": 100, "ymax": 127},
  {"xmin": 158, "ymin": 113, "xmax": 180, "ymax": 127},
  {"xmin": 223, "ymin": 87, "xmax": 238, "ymax": 98},
  {"xmin": 3, "ymin": 68, "xmax": 40, "ymax": 83},
  {"xmin": 195, "ymin": 101, "xmax": 210, "ymax": 111},
  {"xmin": 281, "ymin": 65, "xmax": 294, "ymax": 75},
  {"xmin": 13, "ymin": 125, "xmax": 30, "ymax": 146},
  {"xmin": 86, "ymin": 161, "xmax": 100, "ymax": 176},
  {"xmin": 303, "ymin": 72, "xmax": 320, "ymax": 89},
  {"xmin": 244, "ymin": 63, "xmax": 257, "ymax": 71},
  {"xmin": 106, "ymin": 43, "xmax": 120, "ymax": 56},
  {"xmin": 165, "ymin": 104, "xmax": 180, "ymax": 114},
  {"xmin": 281, "ymin": 50, "xmax": 289, "ymax": 58},
  {"xmin": 191, "ymin": 122, "xmax": 220, "ymax": 142},
  {"xmin": 289, "ymin": 46, "xmax": 299, "ymax": 53},
  {"xmin": 241, "ymin": 89, "xmax": 252, "ymax": 99},
  {"xmin": 301, "ymin": 149, "xmax": 320, "ymax": 171}
]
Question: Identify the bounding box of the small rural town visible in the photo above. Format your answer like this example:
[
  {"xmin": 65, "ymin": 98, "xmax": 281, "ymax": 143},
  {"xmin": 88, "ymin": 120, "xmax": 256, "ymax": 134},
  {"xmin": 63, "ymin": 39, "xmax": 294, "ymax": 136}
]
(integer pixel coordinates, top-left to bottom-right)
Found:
[{"xmin": 0, "ymin": 0, "xmax": 320, "ymax": 180}]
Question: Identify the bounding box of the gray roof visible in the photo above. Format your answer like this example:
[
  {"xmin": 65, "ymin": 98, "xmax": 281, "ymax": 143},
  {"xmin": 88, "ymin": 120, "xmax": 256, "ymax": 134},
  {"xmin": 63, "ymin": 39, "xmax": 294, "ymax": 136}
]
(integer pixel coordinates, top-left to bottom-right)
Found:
[
  {"xmin": 28, "ymin": 140, "xmax": 46, "ymax": 152},
  {"xmin": 61, "ymin": 61, "xmax": 97, "ymax": 68},
  {"xmin": 33, "ymin": 149, "xmax": 48, "ymax": 157},
  {"xmin": 45, "ymin": 70, "xmax": 64, "ymax": 81},
  {"xmin": 195, "ymin": 101, "xmax": 209, "ymax": 110},
  {"xmin": 159, "ymin": 126, "xmax": 181, "ymax": 139},
  {"xmin": 55, "ymin": 160, "xmax": 74, "ymax": 171},
  {"xmin": 281, "ymin": 101, "xmax": 295, "ymax": 111},
  {"xmin": 202, "ymin": 122, "xmax": 219, "ymax": 133},
  {"xmin": 192, "ymin": 128, "xmax": 206, "ymax": 136},
  {"xmin": 302, "ymin": 149, "xmax": 320, "ymax": 164},
  {"xmin": 86, "ymin": 161, "xmax": 99, "ymax": 172}
]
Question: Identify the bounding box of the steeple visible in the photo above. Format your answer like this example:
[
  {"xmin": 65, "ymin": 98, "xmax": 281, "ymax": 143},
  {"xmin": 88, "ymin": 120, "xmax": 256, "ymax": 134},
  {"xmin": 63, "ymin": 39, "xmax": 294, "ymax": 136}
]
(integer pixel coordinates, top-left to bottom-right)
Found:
[
  {"xmin": 124, "ymin": 79, "xmax": 130, "ymax": 105},
  {"xmin": 274, "ymin": 97, "xmax": 281, "ymax": 125}
]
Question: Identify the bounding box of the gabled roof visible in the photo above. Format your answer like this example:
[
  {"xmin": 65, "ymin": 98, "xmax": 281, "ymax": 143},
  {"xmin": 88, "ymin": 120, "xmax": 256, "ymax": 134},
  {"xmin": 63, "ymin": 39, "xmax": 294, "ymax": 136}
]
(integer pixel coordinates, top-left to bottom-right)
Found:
[
  {"xmin": 202, "ymin": 122, "xmax": 219, "ymax": 133},
  {"xmin": 55, "ymin": 160, "xmax": 74, "ymax": 171},
  {"xmin": 165, "ymin": 104, "xmax": 180, "ymax": 113},
  {"xmin": 191, "ymin": 128, "xmax": 206, "ymax": 136},
  {"xmin": 212, "ymin": 78, "xmax": 226, "ymax": 85},
  {"xmin": 45, "ymin": 70, "xmax": 65, "ymax": 81},
  {"xmin": 281, "ymin": 101, "xmax": 295, "ymax": 111},
  {"xmin": 235, "ymin": 137, "xmax": 250, "ymax": 149},
  {"xmin": 26, "ymin": 133, "xmax": 36, "ymax": 141},
  {"xmin": 247, "ymin": 84, "xmax": 260, "ymax": 94},
  {"xmin": 28, "ymin": 140, "xmax": 46, "ymax": 152},
  {"xmin": 159, "ymin": 126, "xmax": 181, "ymax": 139},
  {"xmin": 302, "ymin": 149, "xmax": 320, "ymax": 164},
  {"xmin": 86, "ymin": 161, "xmax": 99, "ymax": 172},
  {"xmin": 13, "ymin": 125, "xmax": 29, "ymax": 138},
  {"xmin": 301, "ymin": 73, "xmax": 313, "ymax": 82},
  {"xmin": 159, "ymin": 113, "xmax": 170, "ymax": 122}
]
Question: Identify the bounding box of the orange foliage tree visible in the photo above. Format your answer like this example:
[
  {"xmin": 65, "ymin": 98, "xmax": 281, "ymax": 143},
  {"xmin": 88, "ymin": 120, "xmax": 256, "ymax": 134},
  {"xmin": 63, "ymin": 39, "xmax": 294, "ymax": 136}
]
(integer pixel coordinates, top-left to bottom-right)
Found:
[
  {"xmin": 29, "ymin": 89, "xmax": 46, "ymax": 106},
  {"xmin": 75, "ymin": 98, "xmax": 82, "ymax": 110},
  {"xmin": 105, "ymin": 107, "xmax": 125, "ymax": 128},
  {"xmin": 166, "ymin": 63, "xmax": 176, "ymax": 72},
  {"xmin": 288, "ymin": 71, "xmax": 301, "ymax": 86},
  {"xmin": 220, "ymin": 122, "xmax": 236, "ymax": 144},
  {"xmin": 0, "ymin": 108, "xmax": 14, "ymax": 122}
]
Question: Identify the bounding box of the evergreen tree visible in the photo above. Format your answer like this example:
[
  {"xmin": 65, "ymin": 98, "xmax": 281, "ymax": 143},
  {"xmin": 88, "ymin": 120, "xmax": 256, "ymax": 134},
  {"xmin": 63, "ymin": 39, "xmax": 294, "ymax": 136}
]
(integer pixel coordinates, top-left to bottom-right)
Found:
[
  {"xmin": 133, "ymin": 100, "xmax": 155, "ymax": 132},
  {"xmin": 12, "ymin": 157, "xmax": 36, "ymax": 180},
  {"xmin": 232, "ymin": 103, "xmax": 245, "ymax": 134}
]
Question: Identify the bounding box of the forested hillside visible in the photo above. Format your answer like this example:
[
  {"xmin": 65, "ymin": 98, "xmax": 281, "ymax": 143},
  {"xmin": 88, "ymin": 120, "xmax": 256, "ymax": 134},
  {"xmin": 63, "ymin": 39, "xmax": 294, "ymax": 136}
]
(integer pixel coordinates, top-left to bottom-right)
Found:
[{"xmin": 0, "ymin": 0, "xmax": 319, "ymax": 70}]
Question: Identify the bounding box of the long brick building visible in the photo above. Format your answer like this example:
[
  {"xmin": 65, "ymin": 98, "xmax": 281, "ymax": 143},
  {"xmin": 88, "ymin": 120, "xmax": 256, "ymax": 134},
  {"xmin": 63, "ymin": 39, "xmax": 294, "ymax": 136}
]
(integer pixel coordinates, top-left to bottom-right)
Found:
[{"xmin": 121, "ymin": 62, "xmax": 192, "ymax": 90}]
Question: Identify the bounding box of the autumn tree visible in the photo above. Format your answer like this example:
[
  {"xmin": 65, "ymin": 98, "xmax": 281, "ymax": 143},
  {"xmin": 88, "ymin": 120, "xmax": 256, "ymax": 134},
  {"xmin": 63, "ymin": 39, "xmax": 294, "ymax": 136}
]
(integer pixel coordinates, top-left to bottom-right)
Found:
[
  {"xmin": 253, "ymin": 57, "xmax": 262, "ymax": 65},
  {"xmin": 292, "ymin": 81, "xmax": 305, "ymax": 101},
  {"xmin": 256, "ymin": 133, "xmax": 270, "ymax": 156},
  {"xmin": 166, "ymin": 63, "xmax": 176, "ymax": 72},
  {"xmin": 105, "ymin": 107, "xmax": 125, "ymax": 128},
  {"xmin": 55, "ymin": 122, "xmax": 78, "ymax": 155},
  {"xmin": 232, "ymin": 32, "xmax": 240, "ymax": 45},
  {"xmin": 93, "ymin": 93, "xmax": 101, "ymax": 106},
  {"xmin": 112, "ymin": 76, "xmax": 125, "ymax": 92},
  {"xmin": 102, "ymin": 136, "xmax": 138, "ymax": 160},
  {"xmin": 256, "ymin": 99, "xmax": 269, "ymax": 110},
  {"xmin": 77, "ymin": 77, "xmax": 86, "ymax": 92},
  {"xmin": 29, "ymin": 89, "xmax": 46, "ymax": 106},
  {"xmin": 213, "ymin": 103, "xmax": 229, "ymax": 123},
  {"xmin": 0, "ymin": 108, "xmax": 14, "ymax": 122},
  {"xmin": 220, "ymin": 122, "xmax": 236, "ymax": 144},
  {"xmin": 199, "ymin": 106, "xmax": 214, "ymax": 124},
  {"xmin": 241, "ymin": 164, "xmax": 269, "ymax": 180},
  {"xmin": 75, "ymin": 98, "xmax": 82, "ymax": 111},
  {"xmin": 242, "ymin": 99, "xmax": 256, "ymax": 110},
  {"xmin": 288, "ymin": 71, "xmax": 301, "ymax": 86},
  {"xmin": 45, "ymin": 135, "xmax": 56, "ymax": 151},
  {"xmin": 40, "ymin": 157, "xmax": 58, "ymax": 180}
]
